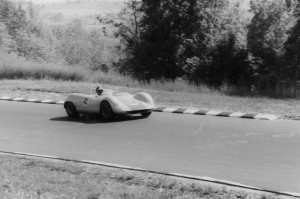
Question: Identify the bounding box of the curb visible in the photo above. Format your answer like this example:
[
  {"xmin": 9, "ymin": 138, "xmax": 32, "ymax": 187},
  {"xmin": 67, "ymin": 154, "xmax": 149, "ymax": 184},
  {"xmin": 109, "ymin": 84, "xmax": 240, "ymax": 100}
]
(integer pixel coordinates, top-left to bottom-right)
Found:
[
  {"xmin": 0, "ymin": 150, "xmax": 299, "ymax": 198},
  {"xmin": 0, "ymin": 96, "xmax": 277, "ymax": 120},
  {"xmin": 153, "ymin": 106, "xmax": 278, "ymax": 120},
  {"xmin": 0, "ymin": 96, "xmax": 63, "ymax": 105}
]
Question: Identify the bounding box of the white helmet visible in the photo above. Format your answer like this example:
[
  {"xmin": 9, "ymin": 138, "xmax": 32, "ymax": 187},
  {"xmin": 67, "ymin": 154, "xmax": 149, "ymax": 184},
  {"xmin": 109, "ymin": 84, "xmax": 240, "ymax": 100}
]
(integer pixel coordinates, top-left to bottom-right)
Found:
[{"xmin": 96, "ymin": 86, "xmax": 103, "ymax": 95}]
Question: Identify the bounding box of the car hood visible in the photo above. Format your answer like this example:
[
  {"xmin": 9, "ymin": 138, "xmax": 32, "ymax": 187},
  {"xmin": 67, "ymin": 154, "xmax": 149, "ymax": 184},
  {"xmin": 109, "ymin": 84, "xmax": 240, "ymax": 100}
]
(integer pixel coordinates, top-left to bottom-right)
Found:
[{"xmin": 113, "ymin": 93, "xmax": 153, "ymax": 110}]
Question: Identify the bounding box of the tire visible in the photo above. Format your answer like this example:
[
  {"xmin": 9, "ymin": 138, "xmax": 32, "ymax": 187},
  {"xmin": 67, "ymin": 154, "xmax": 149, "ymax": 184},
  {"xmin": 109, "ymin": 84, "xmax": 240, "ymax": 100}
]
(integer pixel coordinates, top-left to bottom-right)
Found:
[
  {"xmin": 65, "ymin": 102, "xmax": 79, "ymax": 119},
  {"xmin": 141, "ymin": 111, "xmax": 152, "ymax": 117},
  {"xmin": 100, "ymin": 101, "xmax": 114, "ymax": 120}
]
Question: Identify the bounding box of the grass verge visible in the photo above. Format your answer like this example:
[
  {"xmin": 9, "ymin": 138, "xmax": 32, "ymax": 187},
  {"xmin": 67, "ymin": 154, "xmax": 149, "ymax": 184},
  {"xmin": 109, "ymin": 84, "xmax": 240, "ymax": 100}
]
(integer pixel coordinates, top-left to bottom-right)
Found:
[{"xmin": 0, "ymin": 153, "xmax": 283, "ymax": 199}]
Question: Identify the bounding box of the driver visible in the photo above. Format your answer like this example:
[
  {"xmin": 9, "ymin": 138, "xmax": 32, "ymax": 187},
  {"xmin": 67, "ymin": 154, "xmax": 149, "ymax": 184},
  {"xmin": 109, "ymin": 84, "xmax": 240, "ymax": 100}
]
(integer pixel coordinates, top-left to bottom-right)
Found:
[{"xmin": 96, "ymin": 86, "xmax": 104, "ymax": 96}]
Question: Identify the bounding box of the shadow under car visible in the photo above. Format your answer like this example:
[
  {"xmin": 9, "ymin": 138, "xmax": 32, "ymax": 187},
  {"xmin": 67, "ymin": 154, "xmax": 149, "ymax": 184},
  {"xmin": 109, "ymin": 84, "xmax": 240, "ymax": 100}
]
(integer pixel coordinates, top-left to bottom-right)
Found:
[{"xmin": 50, "ymin": 114, "xmax": 146, "ymax": 124}]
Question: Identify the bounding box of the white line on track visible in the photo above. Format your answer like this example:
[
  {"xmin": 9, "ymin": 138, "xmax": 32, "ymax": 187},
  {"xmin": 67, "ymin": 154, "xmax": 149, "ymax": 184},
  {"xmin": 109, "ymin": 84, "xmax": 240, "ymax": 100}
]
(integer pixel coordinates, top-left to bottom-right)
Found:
[
  {"xmin": 14, "ymin": 152, "xmax": 58, "ymax": 159},
  {"xmin": 171, "ymin": 174, "xmax": 261, "ymax": 190},
  {"xmin": 283, "ymin": 192, "xmax": 300, "ymax": 197},
  {"xmin": 82, "ymin": 160, "xmax": 144, "ymax": 170}
]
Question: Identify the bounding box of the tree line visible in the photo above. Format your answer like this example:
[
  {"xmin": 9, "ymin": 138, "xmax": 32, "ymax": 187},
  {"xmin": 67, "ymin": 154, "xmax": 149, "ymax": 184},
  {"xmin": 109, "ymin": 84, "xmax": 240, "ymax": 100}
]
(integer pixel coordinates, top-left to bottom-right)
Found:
[
  {"xmin": 1, "ymin": 0, "xmax": 300, "ymax": 97},
  {"xmin": 117, "ymin": 0, "xmax": 300, "ymax": 96}
]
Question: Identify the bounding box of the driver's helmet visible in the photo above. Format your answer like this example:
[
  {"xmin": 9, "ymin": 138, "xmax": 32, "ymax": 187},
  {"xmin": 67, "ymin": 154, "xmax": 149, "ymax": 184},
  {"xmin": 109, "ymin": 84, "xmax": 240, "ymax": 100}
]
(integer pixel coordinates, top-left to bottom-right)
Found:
[{"xmin": 96, "ymin": 86, "xmax": 103, "ymax": 95}]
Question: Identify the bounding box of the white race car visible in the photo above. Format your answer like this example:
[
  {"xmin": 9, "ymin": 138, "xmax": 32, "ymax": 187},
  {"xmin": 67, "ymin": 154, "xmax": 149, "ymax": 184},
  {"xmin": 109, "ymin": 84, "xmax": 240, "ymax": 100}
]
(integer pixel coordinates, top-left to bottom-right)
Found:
[{"xmin": 64, "ymin": 87, "xmax": 154, "ymax": 120}]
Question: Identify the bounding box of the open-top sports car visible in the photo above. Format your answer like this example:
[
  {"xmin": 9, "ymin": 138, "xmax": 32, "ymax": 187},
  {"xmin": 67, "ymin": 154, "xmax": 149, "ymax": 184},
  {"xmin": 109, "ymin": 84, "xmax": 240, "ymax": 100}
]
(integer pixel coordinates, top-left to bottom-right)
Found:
[{"xmin": 64, "ymin": 87, "xmax": 154, "ymax": 120}]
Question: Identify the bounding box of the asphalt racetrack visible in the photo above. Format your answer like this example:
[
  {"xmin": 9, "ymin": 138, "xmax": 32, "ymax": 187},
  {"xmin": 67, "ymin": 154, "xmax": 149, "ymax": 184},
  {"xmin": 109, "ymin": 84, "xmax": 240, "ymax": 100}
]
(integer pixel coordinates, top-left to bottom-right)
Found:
[{"xmin": 0, "ymin": 100, "xmax": 300, "ymax": 195}]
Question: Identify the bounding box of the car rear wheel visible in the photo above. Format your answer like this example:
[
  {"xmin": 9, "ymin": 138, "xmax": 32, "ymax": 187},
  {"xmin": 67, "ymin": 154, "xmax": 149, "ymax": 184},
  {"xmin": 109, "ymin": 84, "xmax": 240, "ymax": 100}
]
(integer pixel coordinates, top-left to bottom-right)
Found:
[
  {"xmin": 100, "ymin": 101, "xmax": 114, "ymax": 120},
  {"xmin": 65, "ymin": 102, "xmax": 79, "ymax": 119},
  {"xmin": 141, "ymin": 111, "xmax": 152, "ymax": 117}
]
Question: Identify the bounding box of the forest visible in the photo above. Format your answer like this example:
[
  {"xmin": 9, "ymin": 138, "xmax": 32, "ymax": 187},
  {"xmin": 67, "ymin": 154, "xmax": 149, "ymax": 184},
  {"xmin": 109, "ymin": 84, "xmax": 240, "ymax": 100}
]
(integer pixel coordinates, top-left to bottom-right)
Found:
[{"xmin": 0, "ymin": 0, "xmax": 300, "ymax": 97}]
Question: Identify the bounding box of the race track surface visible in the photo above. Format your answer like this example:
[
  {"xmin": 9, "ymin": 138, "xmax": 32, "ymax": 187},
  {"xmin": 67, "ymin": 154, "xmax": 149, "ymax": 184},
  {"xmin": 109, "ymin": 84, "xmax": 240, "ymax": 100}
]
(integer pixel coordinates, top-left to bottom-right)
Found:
[{"xmin": 0, "ymin": 101, "xmax": 299, "ymax": 194}]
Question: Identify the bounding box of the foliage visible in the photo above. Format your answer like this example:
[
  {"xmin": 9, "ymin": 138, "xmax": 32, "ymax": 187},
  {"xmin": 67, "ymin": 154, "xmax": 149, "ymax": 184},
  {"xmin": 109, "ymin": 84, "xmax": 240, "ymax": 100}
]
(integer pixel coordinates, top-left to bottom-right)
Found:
[
  {"xmin": 116, "ymin": 0, "xmax": 300, "ymax": 94},
  {"xmin": 0, "ymin": 0, "xmax": 52, "ymax": 60},
  {"xmin": 2, "ymin": 0, "xmax": 300, "ymax": 97},
  {"xmin": 58, "ymin": 20, "xmax": 90, "ymax": 65},
  {"xmin": 118, "ymin": 0, "xmax": 205, "ymax": 81},
  {"xmin": 0, "ymin": 22, "xmax": 14, "ymax": 52},
  {"xmin": 117, "ymin": 0, "xmax": 252, "ymax": 88},
  {"xmin": 245, "ymin": 0, "xmax": 299, "ymax": 93},
  {"xmin": 284, "ymin": 0, "xmax": 300, "ymax": 83},
  {"xmin": 116, "ymin": 0, "xmax": 142, "ymax": 47},
  {"xmin": 0, "ymin": 0, "xmax": 122, "ymax": 73}
]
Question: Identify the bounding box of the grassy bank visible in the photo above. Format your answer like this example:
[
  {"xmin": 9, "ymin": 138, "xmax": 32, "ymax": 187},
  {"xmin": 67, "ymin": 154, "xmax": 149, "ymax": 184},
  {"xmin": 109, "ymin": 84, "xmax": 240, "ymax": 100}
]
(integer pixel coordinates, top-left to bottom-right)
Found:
[
  {"xmin": 0, "ymin": 153, "xmax": 281, "ymax": 199},
  {"xmin": 0, "ymin": 52, "xmax": 210, "ymax": 93}
]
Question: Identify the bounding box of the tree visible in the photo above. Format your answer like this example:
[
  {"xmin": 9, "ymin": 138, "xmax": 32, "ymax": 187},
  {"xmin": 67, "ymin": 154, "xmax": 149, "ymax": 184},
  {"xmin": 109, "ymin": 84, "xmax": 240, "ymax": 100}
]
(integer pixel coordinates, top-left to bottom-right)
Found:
[
  {"xmin": 247, "ymin": 0, "xmax": 296, "ymax": 91},
  {"xmin": 0, "ymin": 0, "xmax": 27, "ymax": 40},
  {"xmin": 182, "ymin": 0, "xmax": 253, "ymax": 87},
  {"xmin": 118, "ymin": 0, "xmax": 204, "ymax": 81},
  {"xmin": 115, "ymin": 0, "xmax": 142, "ymax": 75},
  {"xmin": 284, "ymin": 0, "xmax": 300, "ymax": 83},
  {"xmin": 117, "ymin": 0, "xmax": 142, "ymax": 45},
  {"xmin": 0, "ymin": 0, "xmax": 50, "ymax": 60},
  {"xmin": 58, "ymin": 20, "xmax": 90, "ymax": 65},
  {"xmin": 0, "ymin": 22, "xmax": 14, "ymax": 53},
  {"xmin": 88, "ymin": 29, "xmax": 108, "ymax": 72},
  {"xmin": 27, "ymin": 1, "xmax": 37, "ymax": 20}
]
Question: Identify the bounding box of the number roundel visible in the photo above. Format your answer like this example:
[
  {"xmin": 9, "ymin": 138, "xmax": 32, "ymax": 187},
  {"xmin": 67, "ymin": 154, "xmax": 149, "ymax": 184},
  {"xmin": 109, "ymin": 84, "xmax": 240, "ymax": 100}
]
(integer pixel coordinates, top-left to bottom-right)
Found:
[
  {"xmin": 125, "ymin": 99, "xmax": 138, "ymax": 106},
  {"xmin": 82, "ymin": 97, "xmax": 89, "ymax": 105}
]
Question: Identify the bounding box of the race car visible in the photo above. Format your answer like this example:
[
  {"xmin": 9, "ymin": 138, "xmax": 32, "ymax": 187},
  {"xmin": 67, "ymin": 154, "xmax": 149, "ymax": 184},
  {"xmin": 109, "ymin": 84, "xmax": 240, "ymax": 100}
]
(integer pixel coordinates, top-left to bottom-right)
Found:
[{"xmin": 64, "ymin": 86, "xmax": 154, "ymax": 120}]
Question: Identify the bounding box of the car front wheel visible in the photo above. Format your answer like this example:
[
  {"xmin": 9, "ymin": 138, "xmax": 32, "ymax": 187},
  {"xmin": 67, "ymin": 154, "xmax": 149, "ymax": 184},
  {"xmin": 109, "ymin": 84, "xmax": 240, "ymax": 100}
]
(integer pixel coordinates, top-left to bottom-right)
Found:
[
  {"xmin": 65, "ymin": 102, "xmax": 79, "ymax": 119},
  {"xmin": 100, "ymin": 101, "xmax": 114, "ymax": 120}
]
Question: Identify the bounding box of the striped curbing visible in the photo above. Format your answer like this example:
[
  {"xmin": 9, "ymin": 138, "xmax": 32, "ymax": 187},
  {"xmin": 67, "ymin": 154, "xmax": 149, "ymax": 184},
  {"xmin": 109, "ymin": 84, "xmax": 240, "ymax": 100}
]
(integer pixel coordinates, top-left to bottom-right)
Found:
[
  {"xmin": 0, "ymin": 96, "xmax": 62, "ymax": 105},
  {"xmin": 0, "ymin": 95, "xmax": 278, "ymax": 120},
  {"xmin": 0, "ymin": 150, "xmax": 299, "ymax": 198},
  {"xmin": 153, "ymin": 106, "xmax": 278, "ymax": 120}
]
